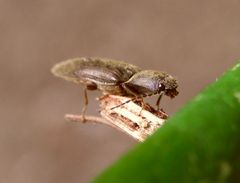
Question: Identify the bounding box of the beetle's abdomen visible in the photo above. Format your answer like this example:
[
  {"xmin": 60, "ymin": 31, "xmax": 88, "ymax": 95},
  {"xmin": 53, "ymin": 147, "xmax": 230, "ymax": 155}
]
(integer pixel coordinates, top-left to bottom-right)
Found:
[
  {"xmin": 75, "ymin": 66, "xmax": 127, "ymax": 95},
  {"xmin": 75, "ymin": 67, "xmax": 121, "ymax": 85}
]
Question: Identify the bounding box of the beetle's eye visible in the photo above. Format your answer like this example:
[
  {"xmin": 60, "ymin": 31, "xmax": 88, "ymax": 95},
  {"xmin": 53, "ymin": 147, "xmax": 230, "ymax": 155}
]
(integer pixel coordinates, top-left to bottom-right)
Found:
[{"xmin": 159, "ymin": 83, "xmax": 165, "ymax": 91}]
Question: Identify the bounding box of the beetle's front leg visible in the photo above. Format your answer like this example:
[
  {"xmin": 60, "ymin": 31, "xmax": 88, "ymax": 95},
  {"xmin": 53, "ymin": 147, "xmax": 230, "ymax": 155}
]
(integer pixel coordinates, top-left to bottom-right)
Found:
[
  {"xmin": 156, "ymin": 92, "xmax": 164, "ymax": 111},
  {"xmin": 121, "ymin": 83, "xmax": 145, "ymax": 115}
]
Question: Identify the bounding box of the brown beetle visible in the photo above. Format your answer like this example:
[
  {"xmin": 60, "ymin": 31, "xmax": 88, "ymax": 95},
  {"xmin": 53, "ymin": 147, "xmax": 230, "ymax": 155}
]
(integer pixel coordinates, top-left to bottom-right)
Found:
[{"xmin": 51, "ymin": 57, "xmax": 178, "ymax": 119}]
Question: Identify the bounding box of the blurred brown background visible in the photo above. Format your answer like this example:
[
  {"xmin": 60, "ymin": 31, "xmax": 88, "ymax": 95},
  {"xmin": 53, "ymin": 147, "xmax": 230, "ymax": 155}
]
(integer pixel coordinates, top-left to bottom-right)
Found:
[{"xmin": 0, "ymin": 0, "xmax": 240, "ymax": 182}]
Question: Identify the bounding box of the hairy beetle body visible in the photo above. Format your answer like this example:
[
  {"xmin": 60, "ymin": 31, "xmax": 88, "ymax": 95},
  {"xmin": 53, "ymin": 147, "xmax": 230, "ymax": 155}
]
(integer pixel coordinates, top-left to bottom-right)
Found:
[{"xmin": 51, "ymin": 57, "xmax": 179, "ymax": 119}]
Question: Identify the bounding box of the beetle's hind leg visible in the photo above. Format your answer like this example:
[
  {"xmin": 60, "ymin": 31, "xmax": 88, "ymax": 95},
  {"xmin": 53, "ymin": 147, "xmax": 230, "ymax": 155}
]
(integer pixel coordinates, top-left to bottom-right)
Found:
[
  {"xmin": 81, "ymin": 87, "xmax": 88, "ymax": 122},
  {"xmin": 81, "ymin": 82, "xmax": 97, "ymax": 122}
]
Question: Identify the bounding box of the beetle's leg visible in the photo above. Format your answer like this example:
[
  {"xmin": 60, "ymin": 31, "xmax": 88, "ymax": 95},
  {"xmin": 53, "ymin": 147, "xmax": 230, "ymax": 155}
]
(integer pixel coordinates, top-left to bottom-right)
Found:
[
  {"xmin": 110, "ymin": 84, "xmax": 138, "ymax": 110},
  {"xmin": 138, "ymin": 97, "xmax": 146, "ymax": 114},
  {"xmin": 156, "ymin": 92, "xmax": 163, "ymax": 110},
  {"xmin": 81, "ymin": 82, "xmax": 97, "ymax": 122},
  {"xmin": 121, "ymin": 83, "xmax": 146, "ymax": 115},
  {"xmin": 122, "ymin": 83, "xmax": 141, "ymax": 105},
  {"xmin": 81, "ymin": 87, "xmax": 88, "ymax": 122}
]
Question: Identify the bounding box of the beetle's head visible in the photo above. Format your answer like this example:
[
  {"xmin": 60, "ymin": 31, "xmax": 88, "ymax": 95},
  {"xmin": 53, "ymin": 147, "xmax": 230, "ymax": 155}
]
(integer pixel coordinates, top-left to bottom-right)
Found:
[{"xmin": 159, "ymin": 74, "xmax": 179, "ymax": 98}]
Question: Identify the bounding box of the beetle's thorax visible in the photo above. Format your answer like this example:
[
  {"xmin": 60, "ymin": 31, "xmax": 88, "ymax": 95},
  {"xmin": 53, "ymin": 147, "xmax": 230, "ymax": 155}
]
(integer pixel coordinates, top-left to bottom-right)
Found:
[{"xmin": 121, "ymin": 70, "xmax": 178, "ymax": 98}]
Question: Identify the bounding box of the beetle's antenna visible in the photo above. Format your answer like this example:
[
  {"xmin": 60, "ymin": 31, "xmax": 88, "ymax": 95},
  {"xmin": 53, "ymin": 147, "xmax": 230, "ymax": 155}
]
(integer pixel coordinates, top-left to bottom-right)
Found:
[
  {"xmin": 110, "ymin": 97, "xmax": 138, "ymax": 110},
  {"xmin": 110, "ymin": 92, "xmax": 160, "ymax": 110}
]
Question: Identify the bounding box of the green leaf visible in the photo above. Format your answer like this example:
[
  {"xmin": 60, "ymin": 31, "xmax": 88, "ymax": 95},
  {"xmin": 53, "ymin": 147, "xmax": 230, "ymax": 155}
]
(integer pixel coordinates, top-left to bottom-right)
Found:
[{"xmin": 93, "ymin": 62, "xmax": 240, "ymax": 183}]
